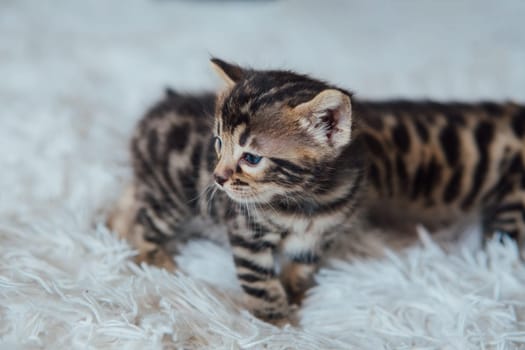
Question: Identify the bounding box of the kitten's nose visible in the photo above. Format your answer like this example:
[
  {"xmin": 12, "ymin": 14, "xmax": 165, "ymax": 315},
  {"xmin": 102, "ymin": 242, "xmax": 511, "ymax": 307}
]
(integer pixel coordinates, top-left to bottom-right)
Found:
[{"xmin": 214, "ymin": 168, "xmax": 233, "ymax": 186}]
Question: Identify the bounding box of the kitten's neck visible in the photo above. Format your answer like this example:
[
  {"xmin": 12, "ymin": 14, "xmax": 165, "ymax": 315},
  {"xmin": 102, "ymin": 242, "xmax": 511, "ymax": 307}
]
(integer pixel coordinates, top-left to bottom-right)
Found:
[{"xmin": 267, "ymin": 138, "xmax": 366, "ymax": 216}]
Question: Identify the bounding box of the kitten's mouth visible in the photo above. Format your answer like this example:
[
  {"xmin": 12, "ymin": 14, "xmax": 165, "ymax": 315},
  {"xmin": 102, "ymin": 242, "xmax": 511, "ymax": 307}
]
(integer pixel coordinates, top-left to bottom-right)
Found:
[
  {"xmin": 223, "ymin": 186, "xmax": 277, "ymax": 205},
  {"xmin": 219, "ymin": 185, "xmax": 263, "ymax": 203},
  {"xmin": 224, "ymin": 188, "xmax": 258, "ymax": 202}
]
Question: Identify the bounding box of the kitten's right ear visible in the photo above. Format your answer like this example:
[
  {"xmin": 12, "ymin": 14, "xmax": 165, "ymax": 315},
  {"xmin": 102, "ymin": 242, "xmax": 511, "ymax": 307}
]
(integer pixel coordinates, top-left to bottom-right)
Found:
[
  {"xmin": 210, "ymin": 58, "xmax": 246, "ymax": 87},
  {"xmin": 293, "ymin": 89, "xmax": 353, "ymax": 151}
]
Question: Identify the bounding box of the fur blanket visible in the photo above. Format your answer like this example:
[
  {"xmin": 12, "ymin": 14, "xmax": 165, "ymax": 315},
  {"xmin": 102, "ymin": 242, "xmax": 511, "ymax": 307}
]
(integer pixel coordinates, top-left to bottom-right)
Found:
[{"xmin": 1, "ymin": 0, "xmax": 525, "ymax": 348}]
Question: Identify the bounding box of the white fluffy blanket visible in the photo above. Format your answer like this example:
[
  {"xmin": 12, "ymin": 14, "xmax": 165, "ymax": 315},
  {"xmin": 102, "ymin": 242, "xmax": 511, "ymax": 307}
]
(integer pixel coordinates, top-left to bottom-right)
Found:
[{"xmin": 2, "ymin": 1, "xmax": 525, "ymax": 348}]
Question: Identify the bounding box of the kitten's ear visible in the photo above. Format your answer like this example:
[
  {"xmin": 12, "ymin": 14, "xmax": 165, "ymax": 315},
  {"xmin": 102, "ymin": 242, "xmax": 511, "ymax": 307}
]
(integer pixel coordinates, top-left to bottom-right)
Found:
[
  {"xmin": 210, "ymin": 58, "xmax": 246, "ymax": 86},
  {"xmin": 294, "ymin": 89, "xmax": 353, "ymax": 149}
]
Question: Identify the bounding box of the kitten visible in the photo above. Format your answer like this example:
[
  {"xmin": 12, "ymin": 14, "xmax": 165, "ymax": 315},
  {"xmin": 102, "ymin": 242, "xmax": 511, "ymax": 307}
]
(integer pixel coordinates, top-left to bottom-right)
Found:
[{"xmin": 109, "ymin": 59, "xmax": 525, "ymax": 325}]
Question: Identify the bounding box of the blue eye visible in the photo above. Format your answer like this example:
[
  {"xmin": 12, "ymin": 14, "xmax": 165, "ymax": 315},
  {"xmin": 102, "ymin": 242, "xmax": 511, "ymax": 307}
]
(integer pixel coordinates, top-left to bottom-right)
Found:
[
  {"xmin": 214, "ymin": 136, "xmax": 222, "ymax": 154},
  {"xmin": 242, "ymin": 152, "xmax": 262, "ymax": 165}
]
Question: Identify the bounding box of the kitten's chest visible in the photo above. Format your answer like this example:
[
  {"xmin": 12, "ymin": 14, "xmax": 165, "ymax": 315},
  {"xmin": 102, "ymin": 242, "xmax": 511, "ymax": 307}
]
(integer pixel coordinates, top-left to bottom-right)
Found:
[{"xmin": 262, "ymin": 209, "xmax": 348, "ymax": 237}]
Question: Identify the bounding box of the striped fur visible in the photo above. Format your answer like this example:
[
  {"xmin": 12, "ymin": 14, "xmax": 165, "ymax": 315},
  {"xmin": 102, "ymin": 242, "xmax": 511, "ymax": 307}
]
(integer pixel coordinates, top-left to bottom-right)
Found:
[
  {"xmin": 109, "ymin": 60, "xmax": 525, "ymax": 325},
  {"xmin": 357, "ymin": 101, "xmax": 525, "ymax": 238}
]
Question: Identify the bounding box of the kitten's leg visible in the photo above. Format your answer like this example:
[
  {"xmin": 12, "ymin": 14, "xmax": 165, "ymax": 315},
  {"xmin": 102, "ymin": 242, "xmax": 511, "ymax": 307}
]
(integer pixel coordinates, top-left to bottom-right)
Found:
[
  {"xmin": 229, "ymin": 218, "xmax": 289, "ymax": 324},
  {"xmin": 107, "ymin": 183, "xmax": 137, "ymax": 241},
  {"xmin": 111, "ymin": 92, "xmax": 216, "ymax": 271},
  {"xmin": 109, "ymin": 184, "xmax": 176, "ymax": 271},
  {"xmin": 484, "ymin": 188, "xmax": 525, "ymax": 256},
  {"xmin": 131, "ymin": 207, "xmax": 177, "ymax": 271},
  {"xmin": 280, "ymin": 232, "xmax": 322, "ymax": 306}
]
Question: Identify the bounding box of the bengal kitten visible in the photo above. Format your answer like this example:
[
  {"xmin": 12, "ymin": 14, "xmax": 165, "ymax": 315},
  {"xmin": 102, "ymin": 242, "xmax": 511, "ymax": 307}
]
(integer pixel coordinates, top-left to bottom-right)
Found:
[{"xmin": 109, "ymin": 58, "xmax": 525, "ymax": 325}]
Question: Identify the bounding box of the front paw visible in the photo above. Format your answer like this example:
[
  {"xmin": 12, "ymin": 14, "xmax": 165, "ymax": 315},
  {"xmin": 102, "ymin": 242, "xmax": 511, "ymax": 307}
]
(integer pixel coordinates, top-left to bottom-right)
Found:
[
  {"xmin": 256, "ymin": 304, "xmax": 299, "ymax": 327},
  {"xmin": 243, "ymin": 281, "xmax": 295, "ymax": 327},
  {"xmin": 280, "ymin": 263, "xmax": 315, "ymax": 306},
  {"xmin": 252, "ymin": 306, "xmax": 297, "ymax": 327},
  {"xmin": 135, "ymin": 248, "xmax": 176, "ymax": 271}
]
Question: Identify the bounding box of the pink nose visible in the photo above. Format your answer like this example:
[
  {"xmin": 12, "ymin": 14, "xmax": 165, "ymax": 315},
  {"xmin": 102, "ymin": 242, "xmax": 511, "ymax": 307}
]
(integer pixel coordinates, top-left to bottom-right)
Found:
[{"xmin": 213, "ymin": 168, "xmax": 233, "ymax": 186}]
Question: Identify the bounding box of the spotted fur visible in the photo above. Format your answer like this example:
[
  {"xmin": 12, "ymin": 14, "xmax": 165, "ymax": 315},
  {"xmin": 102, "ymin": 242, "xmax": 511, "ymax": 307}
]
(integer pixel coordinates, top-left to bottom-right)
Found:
[{"xmin": 109, "ymin": 60, "xmax": 525, "ymax": 325}]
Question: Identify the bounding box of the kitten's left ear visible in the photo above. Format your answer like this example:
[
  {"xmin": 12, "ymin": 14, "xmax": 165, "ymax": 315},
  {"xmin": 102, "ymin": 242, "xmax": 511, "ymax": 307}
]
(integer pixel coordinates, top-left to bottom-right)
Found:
[
  {"xmin": 210, "ymin": 58, "xmax": 246, "ymax": 87},
  {"xmin": 294, "ymin": 89, "xmax": 353, "ymax": 150}
]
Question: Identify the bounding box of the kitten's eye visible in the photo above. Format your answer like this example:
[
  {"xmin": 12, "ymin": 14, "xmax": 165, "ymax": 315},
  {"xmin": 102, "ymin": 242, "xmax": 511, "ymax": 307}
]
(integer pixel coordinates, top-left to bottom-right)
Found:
[
  {"xmin": 242, "ymin": 152, "xmax": 262, "ymax": 165},
  {"xmin": 214, "ymin": 136, "xmax": 222, "ymax": 154}
]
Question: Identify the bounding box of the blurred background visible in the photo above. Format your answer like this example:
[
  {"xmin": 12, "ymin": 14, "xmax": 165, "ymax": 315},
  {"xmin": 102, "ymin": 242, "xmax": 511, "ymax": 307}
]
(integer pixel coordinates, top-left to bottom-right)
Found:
[{"xmin": 1, "ymin": 0, "xmax": 524, "ymax": 219}]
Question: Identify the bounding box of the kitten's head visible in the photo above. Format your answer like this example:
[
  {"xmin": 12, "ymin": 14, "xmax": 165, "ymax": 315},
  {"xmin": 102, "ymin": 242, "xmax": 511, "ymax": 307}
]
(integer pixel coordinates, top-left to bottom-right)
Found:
[{"xmin": 211, "ymin": 58, "xmax": 354, "ymax": 204}]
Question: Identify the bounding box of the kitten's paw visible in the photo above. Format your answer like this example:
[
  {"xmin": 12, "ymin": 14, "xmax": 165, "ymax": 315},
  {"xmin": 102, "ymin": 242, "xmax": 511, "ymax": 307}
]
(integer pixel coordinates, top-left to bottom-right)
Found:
[
  {"xmin": 284, "ymin": 286, "xmax": 307, "ymax": 307},
  {"xmin": 280, "ymin": 264, "xmax": 315, "ymax": 306},
  {"xmin": 244, "ymin": 281, "xmax": 297, "ymax": 327},
  {"xmin": 135, "ymin": 248, "xmax": 176, "ymax": 272},
  {"xmin": 253, "ymin": 307, "xmax": 296, "ymax": 327},
  {"xmin": 250, "ymin": 300, "xmax": 299, "ymax": 327},
  {"xmin": 252, "ymin": 310, "xmax": 293, "ymax": 328}
]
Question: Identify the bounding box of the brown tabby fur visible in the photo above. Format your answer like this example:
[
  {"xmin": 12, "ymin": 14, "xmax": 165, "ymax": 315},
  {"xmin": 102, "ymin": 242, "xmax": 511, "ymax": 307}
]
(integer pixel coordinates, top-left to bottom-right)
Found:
[{"xmin": 108, "ymin": 59, "xmax": 525, "ymax": 325}]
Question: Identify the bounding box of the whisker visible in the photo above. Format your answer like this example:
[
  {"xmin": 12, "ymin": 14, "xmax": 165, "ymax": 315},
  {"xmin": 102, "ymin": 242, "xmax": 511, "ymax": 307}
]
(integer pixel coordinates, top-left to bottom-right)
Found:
[
  {"xmin": 188, "ymin": 180, "xmax": 216, "ymax": 205},
  {"xmin": 206, "ymin": 185, "xmax": 220, "ymax": 215}
]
